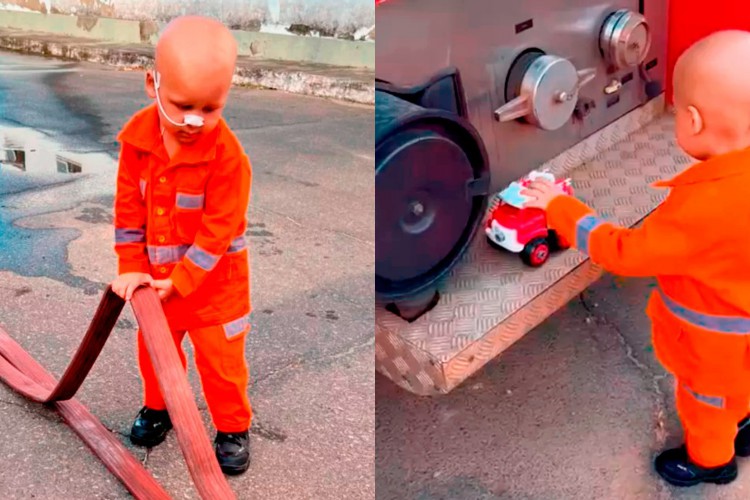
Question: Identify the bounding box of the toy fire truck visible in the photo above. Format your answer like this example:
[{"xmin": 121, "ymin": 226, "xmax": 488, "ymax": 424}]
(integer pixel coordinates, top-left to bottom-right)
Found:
[{"xmin": 486, "ymin": 170, "xmax": 573, "ymax": 267}]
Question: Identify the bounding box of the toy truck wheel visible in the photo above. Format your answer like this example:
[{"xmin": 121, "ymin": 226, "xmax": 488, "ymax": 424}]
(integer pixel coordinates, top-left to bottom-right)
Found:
[
  {"xmin": 547, "ymin": 230, "xmax": 570, "ymax": 250},
  {"xmin": 521, "ymin": 238, "xmax": 550, "ymax": 267}
]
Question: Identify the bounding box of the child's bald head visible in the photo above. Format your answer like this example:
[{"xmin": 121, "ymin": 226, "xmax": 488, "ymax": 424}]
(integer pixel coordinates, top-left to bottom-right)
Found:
[
  {"xmin": 673, "ymin": 30, "xmax": 750, "ymax": 160},
  {"xmin": 156, "ymin": 16, "xmax": 237, "ymax": 91},
  {"xmin": 146, "ymin": 16, "xmax": 238, "ymax": 144}
]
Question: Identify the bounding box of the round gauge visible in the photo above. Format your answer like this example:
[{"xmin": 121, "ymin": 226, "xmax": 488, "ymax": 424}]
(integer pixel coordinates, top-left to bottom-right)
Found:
[{"xmin": 600, "ymin": 9, "xmax": 652, "ymax": 69}]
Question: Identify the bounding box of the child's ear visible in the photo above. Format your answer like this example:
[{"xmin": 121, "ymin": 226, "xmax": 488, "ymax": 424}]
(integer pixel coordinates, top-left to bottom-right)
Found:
[
  {"xmin": 145, "ymin": 71, "xmax": 157, "ymax": 99},
  {"xmin": 687, "ymin": 105, "xmax": 704, "ymax": 135}
]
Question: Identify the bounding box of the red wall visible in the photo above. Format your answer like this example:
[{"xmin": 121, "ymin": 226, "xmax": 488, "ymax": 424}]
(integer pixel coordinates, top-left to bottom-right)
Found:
[{"xmin": 666, "ymin": 0, "xmax": 750, "ymax": 103}]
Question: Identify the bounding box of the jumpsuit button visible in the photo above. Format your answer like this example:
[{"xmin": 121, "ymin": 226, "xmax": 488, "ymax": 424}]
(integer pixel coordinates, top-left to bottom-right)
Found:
[
  {"xmin": 159, "ymin": 176, "xmax": 167, "ymax": 184},
  {"xmin": 159, "ymin": 266, "xmax": 167, "ymax": 274},
  {"xmin": 156, "ymin": 207, "xmax": 165, "ymax": 216},
  {"xmin": 157, "ymin": 235, "xmax": 166, "ymax": 243}
]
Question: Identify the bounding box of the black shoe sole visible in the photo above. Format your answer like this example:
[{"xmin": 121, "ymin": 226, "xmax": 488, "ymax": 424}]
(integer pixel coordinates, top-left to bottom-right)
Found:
[
  {"xmin": 219, "ymin": 461, "xmax": 250, "ymax": 476},
  {"xmin": 130, "ymin": 429, "xmax": 171, "ymax": 448},
  {"xmin": 657, "ymin": 469, "xmax": 738, "ymax": 487}
]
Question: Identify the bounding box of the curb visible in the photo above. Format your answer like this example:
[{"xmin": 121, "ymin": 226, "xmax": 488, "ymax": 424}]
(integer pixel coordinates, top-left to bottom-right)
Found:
[{"xmin": 0, "ymin": 32, "xmax": 374, "ymax": 105}]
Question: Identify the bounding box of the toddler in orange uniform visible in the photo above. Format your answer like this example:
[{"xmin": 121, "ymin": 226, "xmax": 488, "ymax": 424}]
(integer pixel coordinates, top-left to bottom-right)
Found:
[
  {"xmin": 524, "ymin": 30, "xmax": 750, "ymax": 487},
  {"xmin": 110, "ymin": 16, "xmax": 253, "ymax": 475}
]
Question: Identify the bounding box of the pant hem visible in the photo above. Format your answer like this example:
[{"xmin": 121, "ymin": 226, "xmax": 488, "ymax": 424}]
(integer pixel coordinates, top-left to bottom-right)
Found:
[
  {"xmin": 215, "ymin": 421, "xmax": 253, "ymax": 434},
  {"xmin": 687, "ymin": 446, "xmax": 734, "ymax": 469}
]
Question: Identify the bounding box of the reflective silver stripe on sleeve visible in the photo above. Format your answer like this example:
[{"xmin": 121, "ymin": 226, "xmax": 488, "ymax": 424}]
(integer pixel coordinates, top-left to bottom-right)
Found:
[
  {"xmin": 223, "ymin": 314, "xmax": 250, "ymax": 340},
  {"xmin": 186, "ymin": 245, "xmax": 220, "ymax": 271},
  {"xmin": 115, "ymin": 228, "xmax": 146, "ymax": 244},
  {"xmin": 148, "ymin": 237, "xmax": 244, "ymax": 267},
  {"xmin": 227, "ymin": 236, "xmax": 247, "ymax": 253},
  {"xmin": 575, "ymin": 215, "xmax": 606, "ymax": 256},
  {"xmin": 176, "ymin": 192, "xmax": 204, "ymax": 210}
]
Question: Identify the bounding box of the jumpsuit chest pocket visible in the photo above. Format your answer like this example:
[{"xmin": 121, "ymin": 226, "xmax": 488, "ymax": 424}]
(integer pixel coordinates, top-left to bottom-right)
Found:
[{"xmin": 172, "ymin": 165, "xmax": 210, "ymax": 243}]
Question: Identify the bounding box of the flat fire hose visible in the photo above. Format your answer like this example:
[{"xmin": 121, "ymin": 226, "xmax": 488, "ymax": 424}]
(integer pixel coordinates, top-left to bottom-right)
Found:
[{"xmin": 0, "ymin": 286, "xmax": 237, "ymax": 500}]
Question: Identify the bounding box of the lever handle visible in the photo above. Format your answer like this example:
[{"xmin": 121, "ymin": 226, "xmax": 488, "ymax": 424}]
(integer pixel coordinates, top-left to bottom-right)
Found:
[{"xmin": 494, "ymin": 95, "xmax": 531, "ymax": 122}]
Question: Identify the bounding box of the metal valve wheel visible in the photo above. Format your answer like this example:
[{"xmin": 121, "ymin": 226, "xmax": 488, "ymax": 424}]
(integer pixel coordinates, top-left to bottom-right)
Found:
[{"xmin": 494, "ymin": 53, "xmax": 596, "ymax": 131}]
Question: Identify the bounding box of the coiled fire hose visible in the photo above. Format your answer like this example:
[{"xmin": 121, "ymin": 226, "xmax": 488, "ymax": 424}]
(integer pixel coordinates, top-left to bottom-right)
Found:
[{"xmin": 0, "ymin": 286, "xmax": 237, "ymax": 500}]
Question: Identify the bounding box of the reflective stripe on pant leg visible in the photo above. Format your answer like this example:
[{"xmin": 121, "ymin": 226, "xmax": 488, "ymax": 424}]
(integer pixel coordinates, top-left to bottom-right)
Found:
[
  {"xmin": 676, "ymin": 381, "xmax": 736, "ymax": 467},
  {"xmin": 188, "ymin": 323, "xmax": 252, "ymax": 433},
  {"xmin": 223, "ymin": 314, "xmax": 250, "ymax": 340},
  {"xmin": 137, "ymin": 328, "xmax": 188, "ymax": 410}
]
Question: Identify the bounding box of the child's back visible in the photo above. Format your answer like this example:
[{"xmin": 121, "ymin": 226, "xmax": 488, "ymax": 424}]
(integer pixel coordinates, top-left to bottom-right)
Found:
[{"xmin": 521, "ymin": 29, "xmax": 750, "ymax": 488}]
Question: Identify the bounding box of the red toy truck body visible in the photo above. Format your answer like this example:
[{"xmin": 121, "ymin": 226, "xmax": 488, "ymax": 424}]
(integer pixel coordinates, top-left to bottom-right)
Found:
[{"xmin": 485, "ymin": 175, "xmax": 574, "ymax": 267}]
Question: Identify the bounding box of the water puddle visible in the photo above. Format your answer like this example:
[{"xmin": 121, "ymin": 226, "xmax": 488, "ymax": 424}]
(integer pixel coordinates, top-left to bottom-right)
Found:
[
  {"xmin": 3, "ymin": 145, "xmax": 83, "ymax": 174},
  {"xmin": 1, "ymin": 126, "xmax": 101, "ymax": 177},
  {"xmin": 0, "ymin": 125, "xmax": 117, "ymax": 293}
]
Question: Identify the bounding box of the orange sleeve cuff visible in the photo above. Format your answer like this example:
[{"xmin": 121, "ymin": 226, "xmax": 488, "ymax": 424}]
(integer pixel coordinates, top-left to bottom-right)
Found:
[
  {"xmin": 117, "ymin": 262, "xmax": 151, "ymax": 275},
  {"xmin": 169, "ymin": 263, "xmax": 194, "ymax": 298},
  {"xmin": 546, "ymin": 194, "xmax": 596, "ymax": 250},
  {"xmin": 117, "ymin": 258, "xmax": 150, "ymax": 275}
]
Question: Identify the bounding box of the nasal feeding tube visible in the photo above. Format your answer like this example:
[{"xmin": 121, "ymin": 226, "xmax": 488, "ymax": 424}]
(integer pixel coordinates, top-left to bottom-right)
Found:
[{"xmin": 153, "ymin": 71, "xmax": 205, "ymax": 128}]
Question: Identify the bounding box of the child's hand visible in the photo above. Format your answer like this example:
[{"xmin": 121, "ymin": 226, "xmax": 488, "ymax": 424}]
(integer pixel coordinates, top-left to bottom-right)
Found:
[
  {"xmin": 521, "ymin": 179, "xmax": 564, "ymax": 211},
  {"xmin": 111, "ymin": 272, "xmax": 153, "ymax": 301},
  {"xmin": 152, "ymin": 278, "xmax": 175, "ymax": 301}
]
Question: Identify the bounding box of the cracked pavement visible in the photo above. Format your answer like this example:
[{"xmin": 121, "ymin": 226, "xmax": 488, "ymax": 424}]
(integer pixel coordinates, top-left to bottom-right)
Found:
[
  {"xmin": 376, "ymin": 273, "xmax": 750, "ymax": 500},
  {"xmin": 0, "ymin": 51, "xmax": 373, "ymax": 499},
  {"xmin": 578, "ymin": 292, "xmax": 671, "ymax": 453}
]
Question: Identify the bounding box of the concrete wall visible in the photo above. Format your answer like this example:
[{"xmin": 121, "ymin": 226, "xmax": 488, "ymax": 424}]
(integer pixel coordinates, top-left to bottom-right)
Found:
[
  {"xmin": 0, "ymin": 0, "xmax": 374, "ymax": 40},
  {"xmin": 0, "ymin": 0, "xmax": 374, "ymax": 67}
]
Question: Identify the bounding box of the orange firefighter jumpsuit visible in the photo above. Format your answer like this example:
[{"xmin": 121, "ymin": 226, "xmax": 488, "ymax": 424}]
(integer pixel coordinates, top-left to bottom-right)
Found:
[
  {"xmin": 546, "ymin": 147, "xmax": 750, "ymax": 468},
  {"xmin": 113, "ymin": 104, "xmax": 253, "ymax": 433}
]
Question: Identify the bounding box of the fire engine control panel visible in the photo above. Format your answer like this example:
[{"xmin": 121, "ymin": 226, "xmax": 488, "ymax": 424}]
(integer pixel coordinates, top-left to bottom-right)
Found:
[{"xmin": 495, "ymin": 8, "xmax": 653, "ymax": 132}]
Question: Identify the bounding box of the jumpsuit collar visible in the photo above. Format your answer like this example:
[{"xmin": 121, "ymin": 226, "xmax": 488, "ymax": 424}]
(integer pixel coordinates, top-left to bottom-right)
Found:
[{"xmin": 653, "ymin": 147, "xmax": 750, "ymax": 188}]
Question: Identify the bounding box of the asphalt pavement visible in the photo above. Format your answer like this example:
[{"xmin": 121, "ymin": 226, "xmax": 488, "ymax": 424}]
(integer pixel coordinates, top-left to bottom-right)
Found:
[
  {"xmin": 376, "ymin": 273, "xmax": 750, "ymax": 500},
  {"xmin": 0, "ymin": 51, "xmax": 373, "ymax": 499}
]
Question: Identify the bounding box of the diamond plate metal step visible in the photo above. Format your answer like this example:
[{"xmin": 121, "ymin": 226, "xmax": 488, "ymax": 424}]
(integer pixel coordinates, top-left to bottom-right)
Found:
[{"xmin": 375, "ymin": 95, "xmax": 694, "ymax": 395}]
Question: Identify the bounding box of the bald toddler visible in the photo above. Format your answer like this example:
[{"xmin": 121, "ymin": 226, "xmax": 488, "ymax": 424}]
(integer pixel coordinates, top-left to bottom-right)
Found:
[
  {"xmin": 111, "ymin": 16, "xmax": 254, "ymax": 475},
  {"xmin": 523, "ymin": 30, "xmax": 750, "ymax": 488}
]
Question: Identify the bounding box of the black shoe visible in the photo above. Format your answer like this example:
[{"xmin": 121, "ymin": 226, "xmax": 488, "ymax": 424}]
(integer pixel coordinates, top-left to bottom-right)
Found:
[
  {"xmin": 215, "ymin": 430, "xmax": 250, "ymax": 475},
  {"xmin": 654, "ymin": 446, "xmax": 737, "ymax": 487},
  {"xmin": 130, "ymin": 406, "xmax": 173, "ymax": 448},
  {"xmin": 736, "ymin": 416, "xmax": 750, "ymax": 457}
]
